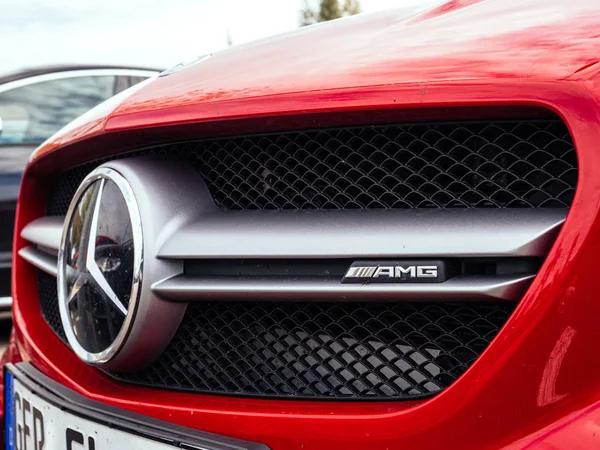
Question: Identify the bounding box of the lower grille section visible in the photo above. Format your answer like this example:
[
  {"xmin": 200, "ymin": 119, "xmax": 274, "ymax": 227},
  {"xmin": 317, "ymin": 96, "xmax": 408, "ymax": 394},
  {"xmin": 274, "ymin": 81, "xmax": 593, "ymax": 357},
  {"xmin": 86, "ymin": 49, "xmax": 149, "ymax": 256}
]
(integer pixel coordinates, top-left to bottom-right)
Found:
[{"xmin": 110, "ymin": 301, "xmax": 516, "ymax": 399}]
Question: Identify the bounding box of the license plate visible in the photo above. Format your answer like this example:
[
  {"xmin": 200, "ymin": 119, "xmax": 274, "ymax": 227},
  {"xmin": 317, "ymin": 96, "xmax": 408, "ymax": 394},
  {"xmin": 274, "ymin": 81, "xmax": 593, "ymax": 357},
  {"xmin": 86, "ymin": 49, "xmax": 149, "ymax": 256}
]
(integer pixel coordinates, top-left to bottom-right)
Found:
[{"xmin": 4, "ymin": 363, "xmax": 268, "ymax": 450}]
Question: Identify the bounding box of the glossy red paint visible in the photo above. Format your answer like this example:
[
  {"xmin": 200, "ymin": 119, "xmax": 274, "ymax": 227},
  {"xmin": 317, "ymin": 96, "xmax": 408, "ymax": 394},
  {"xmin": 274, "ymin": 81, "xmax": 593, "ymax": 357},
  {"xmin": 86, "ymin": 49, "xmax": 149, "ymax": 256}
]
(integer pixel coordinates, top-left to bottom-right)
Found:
[
  {"xmin": 11, "ymin": 0, "xmax": 600, "ymax": 448},
  {"xmin": 31, "ymin": 0, "xmax": 600, "ymax": 161}
]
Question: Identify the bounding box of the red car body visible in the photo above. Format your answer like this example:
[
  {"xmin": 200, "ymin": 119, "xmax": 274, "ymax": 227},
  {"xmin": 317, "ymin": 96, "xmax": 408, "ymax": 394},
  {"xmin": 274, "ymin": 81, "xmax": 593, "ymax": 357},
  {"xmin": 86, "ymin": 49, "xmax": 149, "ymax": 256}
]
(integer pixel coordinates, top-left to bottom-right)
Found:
[{"xmin": 6, "ymin": 0, "xmax": 600, "ymax": 448}]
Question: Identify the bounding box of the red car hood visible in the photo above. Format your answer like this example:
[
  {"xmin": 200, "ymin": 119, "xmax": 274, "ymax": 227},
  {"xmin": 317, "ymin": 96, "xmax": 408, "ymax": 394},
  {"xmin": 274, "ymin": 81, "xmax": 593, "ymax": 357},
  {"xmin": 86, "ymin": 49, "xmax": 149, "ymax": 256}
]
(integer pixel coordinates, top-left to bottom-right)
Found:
[
  {"xmin": 112, "ymin": 0, "xmax": 600, "ymax": 118},
  {"xmin": 32, "ymin": 0, "xmax": 600, "ymax": 161}
]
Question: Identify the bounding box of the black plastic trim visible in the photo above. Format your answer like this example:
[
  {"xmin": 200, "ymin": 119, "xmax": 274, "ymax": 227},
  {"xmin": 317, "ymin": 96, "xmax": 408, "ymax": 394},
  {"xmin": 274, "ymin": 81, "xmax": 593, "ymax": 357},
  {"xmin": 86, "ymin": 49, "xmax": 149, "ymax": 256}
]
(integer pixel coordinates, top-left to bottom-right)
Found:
[{"xmin": 5, "ymin": 363, "xmax": 269, "ymax": 450}]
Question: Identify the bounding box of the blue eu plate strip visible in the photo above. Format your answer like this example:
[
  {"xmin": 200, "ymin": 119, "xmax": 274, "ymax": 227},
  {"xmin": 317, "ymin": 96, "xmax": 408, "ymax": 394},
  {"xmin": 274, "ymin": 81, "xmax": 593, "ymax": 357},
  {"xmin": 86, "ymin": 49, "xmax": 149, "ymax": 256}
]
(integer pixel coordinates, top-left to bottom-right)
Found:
[{"xmin": 5, "ymin": 370, "xmax": 15, "ymax": 450}]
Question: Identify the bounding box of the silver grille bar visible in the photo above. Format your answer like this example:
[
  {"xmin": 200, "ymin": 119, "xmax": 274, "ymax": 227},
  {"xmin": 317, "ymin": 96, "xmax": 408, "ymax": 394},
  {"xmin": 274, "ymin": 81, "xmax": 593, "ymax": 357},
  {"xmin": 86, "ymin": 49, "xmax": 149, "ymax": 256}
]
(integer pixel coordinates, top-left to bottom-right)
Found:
[
  {"xmin": 20, "ymin": 209, "xmax": 566, "ymax": 262},
  {"xmin": 21, "ymin": 216, "xmax": 63, "ymax": 251},
  {"xmin": 157, "ymin": 209, "xmax": 566, "ymax": 259},
  {"xmin": 18, "ymin": 208, "xmax": 563, "ymax": 301},
  {"xmin": 18, "ymin": 246, "xmax": 58, "ymax": 276},
  {"xmin": 152, "ymin": 274, "xmax": 535, "ymax": 302}
]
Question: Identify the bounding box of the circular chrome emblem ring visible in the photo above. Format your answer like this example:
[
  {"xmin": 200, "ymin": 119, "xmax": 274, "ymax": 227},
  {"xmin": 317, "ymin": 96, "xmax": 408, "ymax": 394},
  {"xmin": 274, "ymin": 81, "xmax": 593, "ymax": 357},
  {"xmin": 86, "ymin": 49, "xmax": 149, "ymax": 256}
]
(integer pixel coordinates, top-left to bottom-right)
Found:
[{"xmin": 57, "ymin": 167, "xmax": 143, "ymax": 366}]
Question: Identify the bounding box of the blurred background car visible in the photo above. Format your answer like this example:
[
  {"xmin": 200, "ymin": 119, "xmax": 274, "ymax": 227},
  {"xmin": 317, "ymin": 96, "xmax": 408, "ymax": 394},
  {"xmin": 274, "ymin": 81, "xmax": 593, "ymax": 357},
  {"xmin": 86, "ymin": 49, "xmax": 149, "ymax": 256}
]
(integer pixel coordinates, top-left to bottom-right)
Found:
[{"xmin": 0, "ymin": 65, "xmax": 159, "ymax": 316}]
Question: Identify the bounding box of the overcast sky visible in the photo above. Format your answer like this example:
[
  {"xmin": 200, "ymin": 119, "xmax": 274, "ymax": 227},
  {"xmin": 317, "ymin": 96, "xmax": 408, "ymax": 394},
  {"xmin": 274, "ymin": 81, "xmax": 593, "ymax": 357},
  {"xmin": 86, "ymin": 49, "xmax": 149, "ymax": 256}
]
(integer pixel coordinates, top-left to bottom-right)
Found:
[{"xmin": 0, "ymin": 0, "xmax": 432, "ymax": 73}]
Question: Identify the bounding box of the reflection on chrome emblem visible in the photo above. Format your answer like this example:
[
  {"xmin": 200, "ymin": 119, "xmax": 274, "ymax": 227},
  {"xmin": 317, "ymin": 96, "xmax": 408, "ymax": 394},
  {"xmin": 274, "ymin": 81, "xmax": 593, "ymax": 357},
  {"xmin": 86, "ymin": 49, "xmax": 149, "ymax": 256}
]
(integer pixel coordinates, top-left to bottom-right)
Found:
[{"xmin": 57, "ymin": 167, "xmax": 142, "ymax": 366}]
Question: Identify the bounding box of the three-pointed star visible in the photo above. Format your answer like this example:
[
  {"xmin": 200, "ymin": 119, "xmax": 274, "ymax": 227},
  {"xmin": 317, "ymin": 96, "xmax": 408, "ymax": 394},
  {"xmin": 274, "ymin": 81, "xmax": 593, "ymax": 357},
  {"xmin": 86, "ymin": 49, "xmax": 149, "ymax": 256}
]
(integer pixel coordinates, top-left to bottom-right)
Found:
[{"xmin": 66, "ymin": 179, "xmax": 128, "ymax": 316}]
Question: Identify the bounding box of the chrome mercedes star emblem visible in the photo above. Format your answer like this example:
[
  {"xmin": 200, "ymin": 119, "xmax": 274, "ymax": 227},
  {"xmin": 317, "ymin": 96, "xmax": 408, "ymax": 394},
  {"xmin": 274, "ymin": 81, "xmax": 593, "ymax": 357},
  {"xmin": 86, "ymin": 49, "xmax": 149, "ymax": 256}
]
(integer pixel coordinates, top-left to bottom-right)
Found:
[{"xmin": 57, "ymin": 167, "xmax": 142, "ymax": 366}]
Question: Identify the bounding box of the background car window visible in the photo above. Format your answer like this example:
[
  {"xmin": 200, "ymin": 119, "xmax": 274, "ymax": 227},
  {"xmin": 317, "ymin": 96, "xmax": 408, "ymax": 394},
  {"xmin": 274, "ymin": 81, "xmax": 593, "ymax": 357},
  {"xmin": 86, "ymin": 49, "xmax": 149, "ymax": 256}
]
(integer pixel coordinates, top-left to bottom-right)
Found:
[
  {"xmin": 113, "ymin": 75, "xmax": 147, "ymax": 95},
  {"xmin": 0, "ymin": 76, "xmax": 115, "ymax": 145}
]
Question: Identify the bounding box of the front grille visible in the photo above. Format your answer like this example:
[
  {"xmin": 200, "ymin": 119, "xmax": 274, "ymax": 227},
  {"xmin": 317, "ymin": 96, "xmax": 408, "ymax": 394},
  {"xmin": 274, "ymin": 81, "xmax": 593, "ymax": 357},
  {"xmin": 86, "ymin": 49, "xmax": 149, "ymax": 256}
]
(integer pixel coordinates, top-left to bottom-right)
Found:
[
  {"xmin": 38, "ymin": 116, "xmax": 573, "ymax": 400},
  {"xmin": 46, "ymin": 120, "xmax": 577, "ymax": 215},
  {"xmin": 110, "ymin": 301, "xmax": 515, "ymax": 399}
]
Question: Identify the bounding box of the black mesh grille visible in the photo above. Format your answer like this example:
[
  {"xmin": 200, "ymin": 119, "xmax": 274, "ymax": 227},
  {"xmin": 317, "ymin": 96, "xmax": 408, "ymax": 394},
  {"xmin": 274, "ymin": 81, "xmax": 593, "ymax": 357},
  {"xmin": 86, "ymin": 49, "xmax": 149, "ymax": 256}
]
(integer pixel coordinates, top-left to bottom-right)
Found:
[
  {"xmin": 110, "ymin": 301, "xmax": 515, "ymax": 399},
  {"xmin": 38, "ymin": 271, "xmax": 66, "ymax": 343},
  {"xmin": 46, "ymin": 120, "xmax": 577, "ymax": 215},
  {"xmin": 39, "ymin": 118, "xmax": 570, "ymax": 400}
]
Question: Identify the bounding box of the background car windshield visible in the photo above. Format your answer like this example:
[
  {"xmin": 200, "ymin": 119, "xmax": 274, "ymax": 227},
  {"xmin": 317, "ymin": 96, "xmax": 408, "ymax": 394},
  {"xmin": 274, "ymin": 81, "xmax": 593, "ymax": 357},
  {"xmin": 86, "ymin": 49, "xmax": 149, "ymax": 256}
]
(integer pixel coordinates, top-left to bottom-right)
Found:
[{"xmin": 0, "ymin": 76, "xmax": 115, "ymax": 145}]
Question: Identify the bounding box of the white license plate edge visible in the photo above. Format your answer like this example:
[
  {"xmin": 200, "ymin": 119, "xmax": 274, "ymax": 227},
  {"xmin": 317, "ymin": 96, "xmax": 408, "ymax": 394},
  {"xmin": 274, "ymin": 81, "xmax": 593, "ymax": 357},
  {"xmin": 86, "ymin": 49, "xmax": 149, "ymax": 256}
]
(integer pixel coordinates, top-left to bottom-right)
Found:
[{"xmin": 5, "ymin": 371, "xmax": 184, "ymax": 450}]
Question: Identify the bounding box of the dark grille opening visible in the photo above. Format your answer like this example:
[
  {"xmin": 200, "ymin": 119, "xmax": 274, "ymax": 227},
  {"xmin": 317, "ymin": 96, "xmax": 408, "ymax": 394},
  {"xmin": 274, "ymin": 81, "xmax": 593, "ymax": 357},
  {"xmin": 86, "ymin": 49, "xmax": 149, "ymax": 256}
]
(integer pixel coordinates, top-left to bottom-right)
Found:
[
  {"xmin": 38, "ymin": 270, "xmax": 66, "ymax": 343},
  {"xmin": 46, "ymin": 119, "xmax": 577, "ymax": 215},
  {"xmin": 109, "ymin": 301, "xmax": 516, "ymax": 400},
  {"xmin": 184, "ymin": 257, "xmax": 543, "ymax": 278}
]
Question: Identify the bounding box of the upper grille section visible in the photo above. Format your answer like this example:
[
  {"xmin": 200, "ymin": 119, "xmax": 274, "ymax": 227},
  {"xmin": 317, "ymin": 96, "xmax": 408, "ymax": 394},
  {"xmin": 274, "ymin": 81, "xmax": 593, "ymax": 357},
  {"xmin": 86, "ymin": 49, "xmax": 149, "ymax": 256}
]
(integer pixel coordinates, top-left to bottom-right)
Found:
[{"xmin": 46, "ymin": 120, "xmax": 577, "ymax": 215}]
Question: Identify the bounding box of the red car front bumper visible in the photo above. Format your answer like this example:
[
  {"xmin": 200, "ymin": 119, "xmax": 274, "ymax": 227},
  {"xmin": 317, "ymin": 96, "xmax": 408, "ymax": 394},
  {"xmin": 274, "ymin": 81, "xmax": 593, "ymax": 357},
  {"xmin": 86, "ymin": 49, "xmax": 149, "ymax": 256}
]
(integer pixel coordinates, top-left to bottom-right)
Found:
[{"xmin": 4, "ymin": 74, "xmax": 600, "ymax": 449}]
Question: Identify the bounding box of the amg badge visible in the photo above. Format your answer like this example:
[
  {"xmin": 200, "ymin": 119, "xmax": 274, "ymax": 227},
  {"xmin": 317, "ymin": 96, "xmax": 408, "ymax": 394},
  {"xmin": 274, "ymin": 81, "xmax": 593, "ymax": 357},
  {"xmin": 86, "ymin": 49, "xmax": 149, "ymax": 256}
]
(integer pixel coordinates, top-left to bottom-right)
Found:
[{"xmin": 342, "ymin": 260, "xmax": 449, "ymax": 284}]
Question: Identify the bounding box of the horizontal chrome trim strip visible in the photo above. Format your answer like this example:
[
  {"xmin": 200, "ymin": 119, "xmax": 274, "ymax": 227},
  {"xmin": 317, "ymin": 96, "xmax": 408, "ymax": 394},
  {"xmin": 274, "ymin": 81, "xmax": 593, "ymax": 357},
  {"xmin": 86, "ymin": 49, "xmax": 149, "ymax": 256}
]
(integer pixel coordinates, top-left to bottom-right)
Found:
[
  {"xmin": 21, "ymin": 216, "xmax": 64, "ymax": 251},
  {"xmin": 157, "ymin": 209, "xmax": 566, "ymax": 259},
  {"xmin": 152, "ymin": 274, "xmax": 535, "ymax": 302},
  {"xmin": 0, "ymin": 296, "xmax": 12, "ymax": 311},
  {"xmin": 18, "ymin": 246, "xmax": 58, "ymax": 277}
]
